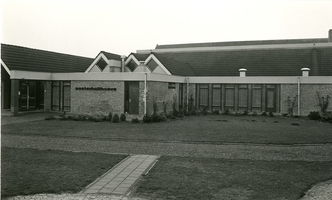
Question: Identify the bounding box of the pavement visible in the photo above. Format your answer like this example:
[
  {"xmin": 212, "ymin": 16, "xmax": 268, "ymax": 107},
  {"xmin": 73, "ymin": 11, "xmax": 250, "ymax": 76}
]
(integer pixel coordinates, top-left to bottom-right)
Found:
[{"xmin": 2, "ymin": 111, "xmax": 332, "ymax": 200}]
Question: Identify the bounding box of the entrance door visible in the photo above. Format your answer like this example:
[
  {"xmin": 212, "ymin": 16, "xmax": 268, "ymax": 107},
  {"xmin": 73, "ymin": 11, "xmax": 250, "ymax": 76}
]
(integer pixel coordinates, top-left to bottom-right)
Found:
[
  {"xmin": 266, "ymin": 85, "xmax": 276, "ymax": 112},
  {"xmin": 125, "ymin": 82, "xmax": 139, "ymax": 114},
  {"xmin": 19, "ymin": 81, "xmax": 37, "ymax": 111}
]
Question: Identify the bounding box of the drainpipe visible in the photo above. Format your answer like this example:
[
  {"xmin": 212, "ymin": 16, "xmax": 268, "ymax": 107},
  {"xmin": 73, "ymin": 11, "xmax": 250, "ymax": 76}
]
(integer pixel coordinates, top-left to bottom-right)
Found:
[
  {"xmin": 297, "ymin": 77, "xmax": 300, "ymax": 116},
  {"xmin": 144, "ymin": 73, "xmax": 147, "ymax": 115},
  {"xmin": 186, "ymin": 77, "xmax": 189, "ymax": 111}
]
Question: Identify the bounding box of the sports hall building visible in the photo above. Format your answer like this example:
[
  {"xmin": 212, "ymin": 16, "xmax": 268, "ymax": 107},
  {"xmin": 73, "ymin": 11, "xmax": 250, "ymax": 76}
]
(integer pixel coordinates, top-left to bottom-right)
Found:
[{"xmin": 1, "ymin": 30, "xmax": 332, "ymax": 116}]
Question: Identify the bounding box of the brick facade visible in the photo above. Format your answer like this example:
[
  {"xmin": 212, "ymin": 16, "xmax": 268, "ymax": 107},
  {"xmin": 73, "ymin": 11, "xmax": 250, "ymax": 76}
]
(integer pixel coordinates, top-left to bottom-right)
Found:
[
  {"xmin": 71, "ymin": 81, "xmax": 125, "ymax": 116},
  {"xmin": 281, "ymin": 84, "xmax": 332, "ymax": 116},
  {"xmin": 145, "ymin": 81, "xmax": 179, "ymax": 115}
]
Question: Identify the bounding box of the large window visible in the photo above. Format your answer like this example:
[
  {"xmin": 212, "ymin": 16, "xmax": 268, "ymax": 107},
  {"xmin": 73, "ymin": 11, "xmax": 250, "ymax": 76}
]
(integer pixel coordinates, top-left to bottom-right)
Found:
[
  {"xmin": 212, "ymin": 84, "xmax": 221, "ymax": 110},
  {"xmin": 199, "ymin": 84, "xmax": 209, "ymax": 109},
  {"xmin": 225, "ymin": 84, "xmax": 235, "ymax": 110},
  {"xmin": 252, "ymin": 84, "xmax": 262, "ymax": 112},
  {"xmin": 238, "ymin": 84, "xmax": 248, "ymax": 111}
]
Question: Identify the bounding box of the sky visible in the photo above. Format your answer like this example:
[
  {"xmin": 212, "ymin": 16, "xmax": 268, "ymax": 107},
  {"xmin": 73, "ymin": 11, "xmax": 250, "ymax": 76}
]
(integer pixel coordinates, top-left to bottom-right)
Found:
[{"xmin": 1, "ymin": 0, "xmax": 332, "ymax": 58}]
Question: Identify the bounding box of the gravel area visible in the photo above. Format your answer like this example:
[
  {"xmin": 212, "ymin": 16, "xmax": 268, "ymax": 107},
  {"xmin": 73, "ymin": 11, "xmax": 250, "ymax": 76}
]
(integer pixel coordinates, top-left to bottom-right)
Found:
[
  {"xmin": 2, "ymin": 135, "xmax": 332, "ymax": 162},
  {"xmin": 2, "ymin": 193, "xmax": 147, "ymax": 200}
]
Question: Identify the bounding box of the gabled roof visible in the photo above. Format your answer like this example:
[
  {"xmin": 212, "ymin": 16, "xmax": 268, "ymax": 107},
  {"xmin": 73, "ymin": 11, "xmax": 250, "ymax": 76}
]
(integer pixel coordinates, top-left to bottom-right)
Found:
[
  {"xmin": 129, "ymin": 53, "xmax": 150, "ymax": 62},
  {"xmin": 156, "ymin": 38, "xmax": 329, "ymax": 49},
  {"xmin": 153, "ymin": 47, "xmax": 332, "ymax": 76},
  {"xmin": 1, "ymin": 44, "xmax": 94, "ymax": 73},
  {"xmin": 152, "ymin": 53, "xmax": 196, "ymax": 76},
  {"xmin": 100, "ymin": 51, "xmax": 122, "ymax": 60}
]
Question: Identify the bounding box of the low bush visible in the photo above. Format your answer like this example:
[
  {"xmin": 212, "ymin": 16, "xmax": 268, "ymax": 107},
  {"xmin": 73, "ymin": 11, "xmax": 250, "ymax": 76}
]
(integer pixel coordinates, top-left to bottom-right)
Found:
[
  {"xmin": 45, "ymin": 115, "xmax": 55, "ymax": 120},
  {"xmin": 112, "ymin": 114, "xmax": 120, "ymax": 123},
  {"xmin": 261, "ymin": 111, "xmax": 267, "ymax": 116},
  {"xmin": 159, "ymin": 114, "xmax": 167, "ymax": 121},
  {"xmin": 120, "ymin": 113, "xmax": 126, "ymax": 122},
  {"xmin": 212, "ymin": 110, "xmax": 220, "ymax": 115},
  {"xmin": 202, "ymin": 106, "xmax": 209, "ymax": 115},
  {"xmin": 242, "ymin": 110, "xmax": 249, "ymax": 115},
  {"xmin": 223, "ymin": 109, "xmax": 230, "ymax": 115},
  {"xmin": 269, "ymin": 112, "xmax": 275, "ymax": 117},
  {"xmin": 308, "ymin": 111, "xmax": 321, "ymax": 120},
  {"xmin": 151, "ymin": 113, "xmax": 161, "ymax": 122},
  {"xmin": 131, "ymin": 118, "xmax": 140, "ymax": 123},
  {"xmin": 107, "ymin": 112, "xmax": 113, "ymax": 122},
  {"xmin": 252, "ymin": 111, "xmax": 257, "ymax": 116},
  {"xmin": 322, "ymin": 112, "xmax": 332, "ymax": 122},
  {"xmin": 143, "ymin": 114, "xmax": 152, "ymax": 123}
]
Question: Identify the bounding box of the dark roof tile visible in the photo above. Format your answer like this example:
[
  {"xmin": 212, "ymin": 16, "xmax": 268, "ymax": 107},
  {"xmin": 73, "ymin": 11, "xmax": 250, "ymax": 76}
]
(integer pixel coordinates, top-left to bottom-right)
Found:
[{"xmin": 1, "ymin": 44, "xmax": 94, "ymax": 73}]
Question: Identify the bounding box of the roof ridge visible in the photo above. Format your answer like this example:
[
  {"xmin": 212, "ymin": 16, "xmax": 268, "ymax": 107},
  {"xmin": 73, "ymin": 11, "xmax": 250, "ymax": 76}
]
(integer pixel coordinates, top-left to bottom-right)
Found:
[
  {"xmin": 1, "ymin": 43, "xmax": 93, "ymax": 59},
  {"xmin": 155, "ymin": 38, "xmax": 328, "ymax": 49}
]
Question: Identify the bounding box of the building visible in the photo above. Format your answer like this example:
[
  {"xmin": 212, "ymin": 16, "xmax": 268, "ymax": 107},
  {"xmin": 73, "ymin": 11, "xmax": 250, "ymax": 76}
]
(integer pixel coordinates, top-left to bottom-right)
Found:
[{"xmin": 1, "ymin": 30, "xmax": 332, "ymax": 117}]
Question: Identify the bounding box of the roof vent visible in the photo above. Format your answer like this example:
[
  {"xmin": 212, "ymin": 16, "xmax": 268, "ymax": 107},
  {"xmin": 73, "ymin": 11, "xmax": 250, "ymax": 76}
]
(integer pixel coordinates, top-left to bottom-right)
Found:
[
  {"xmin": 301, "ymin": 68, "xmax": 310, "ymax": 77},
  {"xmin": 239, "ymin": 68, "xmax": 247, "ymax": 77}
]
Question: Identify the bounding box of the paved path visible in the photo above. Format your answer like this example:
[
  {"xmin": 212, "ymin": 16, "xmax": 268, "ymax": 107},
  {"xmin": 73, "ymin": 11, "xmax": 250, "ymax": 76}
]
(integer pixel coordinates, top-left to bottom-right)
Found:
[{"xmin": 82, "ymin": 155, "xmax": 159, "ymax": 195}]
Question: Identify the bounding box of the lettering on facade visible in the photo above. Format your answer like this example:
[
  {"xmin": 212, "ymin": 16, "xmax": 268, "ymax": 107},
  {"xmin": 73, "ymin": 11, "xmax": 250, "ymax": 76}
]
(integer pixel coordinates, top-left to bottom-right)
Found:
[{"xmin": 75, "ymin": 87, "xmax": 117, "ymax": 91}]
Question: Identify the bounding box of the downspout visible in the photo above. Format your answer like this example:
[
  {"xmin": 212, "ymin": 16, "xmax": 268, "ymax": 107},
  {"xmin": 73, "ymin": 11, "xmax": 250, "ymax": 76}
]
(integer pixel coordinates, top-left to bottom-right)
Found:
[
  {"xmin": 186, "ymin": 77, "xmax": 189, "ymax": 111},
  {"xmin": 144, "ymin": 73, "xmax": 147, "ymax": 115},
  {"xmin": 297, "ymin": 77, "xmax": 300, "ymax": 116}
]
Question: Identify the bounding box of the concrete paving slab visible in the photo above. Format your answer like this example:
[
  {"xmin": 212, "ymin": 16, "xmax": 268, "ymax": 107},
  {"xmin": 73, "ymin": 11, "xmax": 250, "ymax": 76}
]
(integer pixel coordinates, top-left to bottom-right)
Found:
[{"xmin": 82, "ymin": 154, "xmax": 159, "ymax": 196}]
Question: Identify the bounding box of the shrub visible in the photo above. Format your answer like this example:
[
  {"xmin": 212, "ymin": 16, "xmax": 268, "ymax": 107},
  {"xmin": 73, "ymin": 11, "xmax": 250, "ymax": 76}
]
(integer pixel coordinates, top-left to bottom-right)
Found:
[
  {"xmin": 252, "ymin": 111, "xmax": 257, "ymax": 116},
  {"xmin": 212, "ymin": 110, "xmax": 220, "ymax": 115},
  {"xmin": 322, "ymin": 112, "xmax": 332, "ymax": 122},
  {"xmin": 282, "ymin": 113, "xmax": 288, "ymax": 117},
  {"xmin": 269, "ymin": 112, "xmax": 275, "ymax": 117},
  {"xmin": 190, "ymin": 109, "xmax": 197, "ymax": 115},
  {"xmin": 151, "ymin": 113, "xmax": 161, "ymax": 122},
  {"xmin": 120, "ymin": 113, "xmax": 126, "ymax": 122},
  {"xmin": 159, "ymin": 114, "xmax": 167, "ymax": 121},
  {"xmin": 242, "ymin": 110, "xmax": 249, "ymax": 115},
  {"xmin": 317, "ymin": 92, "xmax": 330, "ymax": 114},
  {"xmin": 308, "ymin": 111, "xmax": 321, "ymax": 120},
  {"xmin": 131, "ymin": 118, "xmax": 140, "ymax": 123},
  {"xmin": 112, "ymin": 114, "xmax": 120, "ymax": 123},
  {"xmin": 45, "ymin": 115, "xmax": 55, "ymax": 120},
  {"xmin": 202, "ymin": 106, "xmax": 209, "ymax": 115},
  {"xmin": 106, "ymin": 112, "xmax": 112, "ymax": 122},
  {"xmin": 261, "ymin": 111, "xmax": 267, "ymax": 116},
  {"xmin": 87, "ymin": 115, "xmax": 95, "ymax": 121},
  {"xmin": 223, "ymin": 109, "xmax": 230, "ymax": 115},
  {"xmin": 143, "ymin": 114, "xmax": 152, "ymax": 123}
]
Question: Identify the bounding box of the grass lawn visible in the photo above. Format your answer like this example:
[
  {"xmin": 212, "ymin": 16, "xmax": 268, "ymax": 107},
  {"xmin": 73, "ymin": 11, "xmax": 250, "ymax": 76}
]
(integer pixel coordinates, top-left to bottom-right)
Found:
[
  {"xmin": 2, "ymin": 114, "xmax": 332, "ymax": 144},
  {"xmin": 133, "ymin": 156, "xmax": 332, "ymax": 200},
  {"xmin": 1, "ymin": 147, "xmax": 127, "ymax": 198}
]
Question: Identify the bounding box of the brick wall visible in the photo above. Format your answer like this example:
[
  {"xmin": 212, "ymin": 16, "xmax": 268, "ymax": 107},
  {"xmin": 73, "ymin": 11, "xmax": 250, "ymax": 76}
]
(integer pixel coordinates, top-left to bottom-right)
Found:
[
  {"xmin": 145, "ymin": 81, "xmax": 179, "ymax": 115},
  {"xmin": 71, "ymin": 81, "xmax": 125, "ymax": 116},
  {"xmin": 281, "ymin": 84, "xmax": 332, "ymax": 116}
]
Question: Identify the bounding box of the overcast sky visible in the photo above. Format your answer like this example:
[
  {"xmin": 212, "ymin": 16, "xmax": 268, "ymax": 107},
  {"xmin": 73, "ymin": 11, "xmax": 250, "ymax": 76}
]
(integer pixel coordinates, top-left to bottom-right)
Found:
[{"xmin": 1, "ymin": 0, "xmax": 332, "ymax": 58}]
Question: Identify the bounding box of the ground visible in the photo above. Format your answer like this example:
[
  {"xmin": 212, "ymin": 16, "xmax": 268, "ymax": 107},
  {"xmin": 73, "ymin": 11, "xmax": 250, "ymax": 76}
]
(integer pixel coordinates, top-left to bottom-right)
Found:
[{"xmin": 1, "ymin": 112, "xmax": 332, "ymax": 199}]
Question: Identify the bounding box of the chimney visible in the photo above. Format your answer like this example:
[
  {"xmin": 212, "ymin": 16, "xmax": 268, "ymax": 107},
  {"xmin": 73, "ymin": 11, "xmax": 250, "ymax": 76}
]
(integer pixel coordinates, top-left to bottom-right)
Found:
[
  {"xmin": 329, "ymin": 29, "xmax": 332, "ymax": 42},
  {"xmin": 301, "ymin": 68, "xmax": 310, "ymax": 77},
  {"xmin": 239, "ymin": 68, "xmax": 247, "ymax": 77},
  {"xmin": 120, "ymin": 55, "xmax": 126, "ymax": 72}
]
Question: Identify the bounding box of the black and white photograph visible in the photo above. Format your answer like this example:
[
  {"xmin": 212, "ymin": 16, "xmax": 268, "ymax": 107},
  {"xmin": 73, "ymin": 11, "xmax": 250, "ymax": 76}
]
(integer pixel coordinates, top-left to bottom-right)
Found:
[{"xmin": 1, "ymin": 0, "xmax": 332, "ymax": 199}]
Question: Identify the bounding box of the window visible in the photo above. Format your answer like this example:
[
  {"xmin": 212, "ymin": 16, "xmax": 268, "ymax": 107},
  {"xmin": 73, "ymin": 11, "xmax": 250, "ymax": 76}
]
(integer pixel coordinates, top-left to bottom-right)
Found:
[
  {"xmin": 96, "ymin": 58, "xmax": 107, "ymax": 71},
  {"xmin": 199, "ymin": 84, "xmax": 209, "ymax": 109},
  {"xmin": 212, "ymin": 84, "xmax": 221, "ymax": 110},
  {"xmin": 238, "ymin": 84, "xmax": 248, "ymax": 111},
  {"xmin": 168, "ymin": 82, "xmax": 176, "ymax": 89},
  {"xmin": 225, "ymin": 84, "xmax": 235, "ymax": 110}
]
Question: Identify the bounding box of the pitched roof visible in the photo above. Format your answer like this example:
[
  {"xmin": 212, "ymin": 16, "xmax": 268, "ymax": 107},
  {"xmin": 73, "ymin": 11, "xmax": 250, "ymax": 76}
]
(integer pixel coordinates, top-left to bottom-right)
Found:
[
  {"xmin": 152, "ymin": 53, "xmax": 196, "ymax": 76},
  {"xmin": 1, "ymin": 44, "xmax": 94, "ymax": 73},
  {"xmin": 154, "ymin": 47, "xmax": 332, "ymax": 76},
  {"xmin": 129, "ymin": 53, "xmax": 150, "ymax": 61},
  {"xmin": 156, "ymin": 38, "xmax": 329, "ymax": 49},
  {"xmin": 100, "ymin": 51, "xmax": 122, "ymax": 60}
]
